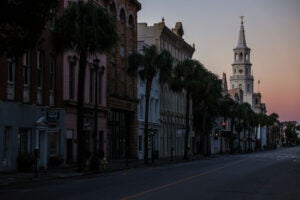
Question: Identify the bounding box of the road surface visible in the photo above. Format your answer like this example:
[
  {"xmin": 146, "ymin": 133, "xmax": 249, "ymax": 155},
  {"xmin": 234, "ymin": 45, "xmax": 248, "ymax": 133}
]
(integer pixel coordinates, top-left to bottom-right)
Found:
[{"xmin": 1, "ymin": 147, "xmax": 299, "ymax": 200}]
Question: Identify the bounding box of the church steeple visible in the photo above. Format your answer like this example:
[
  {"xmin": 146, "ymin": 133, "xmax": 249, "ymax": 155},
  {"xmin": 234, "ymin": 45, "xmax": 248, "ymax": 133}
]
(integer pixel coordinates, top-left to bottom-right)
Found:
[
  {"xmin": 236, "ymin": 16, "xmax": 248, "ymax": 49},
  {"xmin": 230, "ymin": 16, "xmax": 254, "ymax": 108}
]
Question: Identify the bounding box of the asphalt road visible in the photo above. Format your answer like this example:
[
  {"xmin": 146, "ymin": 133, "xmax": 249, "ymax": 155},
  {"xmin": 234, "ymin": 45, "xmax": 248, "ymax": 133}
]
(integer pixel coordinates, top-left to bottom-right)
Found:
[{"xmin": 1, "ymin": 147, "xmax": 299, "ymax": 200}]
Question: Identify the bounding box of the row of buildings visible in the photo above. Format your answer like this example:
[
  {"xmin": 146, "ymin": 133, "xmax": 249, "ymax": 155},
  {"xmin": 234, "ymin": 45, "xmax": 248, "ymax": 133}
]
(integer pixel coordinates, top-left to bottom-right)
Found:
[{"xmin": 0, "ymin": 0, "xmax": 269, "ymax": 171}]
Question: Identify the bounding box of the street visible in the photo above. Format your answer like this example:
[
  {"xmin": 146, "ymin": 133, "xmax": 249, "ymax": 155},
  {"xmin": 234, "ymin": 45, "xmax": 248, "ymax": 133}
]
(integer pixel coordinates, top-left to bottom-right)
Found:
[{"xmin": 1, "ymin": 147, "xmax": 299, "ymax": 200}]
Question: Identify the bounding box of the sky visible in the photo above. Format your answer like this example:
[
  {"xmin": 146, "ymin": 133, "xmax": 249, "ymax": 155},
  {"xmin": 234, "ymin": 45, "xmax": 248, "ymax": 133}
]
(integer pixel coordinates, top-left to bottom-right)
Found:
[{"xmin": 137, "ymin": 0, "xmax": 300, "ymax": 123}]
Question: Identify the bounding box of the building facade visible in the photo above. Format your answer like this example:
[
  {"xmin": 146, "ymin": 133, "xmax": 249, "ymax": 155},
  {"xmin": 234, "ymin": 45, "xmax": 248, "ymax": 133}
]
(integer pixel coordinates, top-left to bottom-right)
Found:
[
  {"xmin": 106, "ymin": 0, "xmax": 141, "ymax": 160},
  {"xmin": 61, "ymin": 0, "xmax": 141, "ymax": 163},
  {"xmin": 0, "ymin": 19, "xmax": 65, "ymax": 171},
  {"xmin": 136, "ymin": 42, "xmax": 161, "ymax": 160},
  {"xmin": 138, "ymin": 19, "xmax": 195, "ymax": 158},
  {"xmin": 60, "ymin": 0, "xmax": 112, "ymax": 165}
]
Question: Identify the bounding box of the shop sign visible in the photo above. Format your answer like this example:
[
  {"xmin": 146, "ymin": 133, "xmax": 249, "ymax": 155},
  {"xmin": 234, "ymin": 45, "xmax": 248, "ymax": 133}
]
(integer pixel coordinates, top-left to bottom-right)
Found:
[{"xmin": 47, "ymin": 110, "xmax": 59, "ymax": 122}]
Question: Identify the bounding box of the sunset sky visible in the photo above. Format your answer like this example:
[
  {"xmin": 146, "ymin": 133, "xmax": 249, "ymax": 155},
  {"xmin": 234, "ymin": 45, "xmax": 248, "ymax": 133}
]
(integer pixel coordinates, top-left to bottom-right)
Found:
[{"xmin": 138, "ymin": 0, "xmax": 300, "ymax": 123}]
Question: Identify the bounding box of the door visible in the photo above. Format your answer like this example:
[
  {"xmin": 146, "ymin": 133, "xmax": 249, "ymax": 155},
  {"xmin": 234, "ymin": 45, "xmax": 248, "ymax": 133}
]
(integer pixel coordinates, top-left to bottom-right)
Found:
[{"xmin": 39, "ymin": 130, "xmax": 47, "ymax": 169}]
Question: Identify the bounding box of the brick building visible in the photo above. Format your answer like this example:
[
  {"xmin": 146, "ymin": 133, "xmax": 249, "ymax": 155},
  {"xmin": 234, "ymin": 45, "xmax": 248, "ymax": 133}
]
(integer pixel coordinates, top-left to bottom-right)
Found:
[
  {"xmin": 106, "ymin": 0, "xmax": 141, "ymax": 160},
  {"xmin": 0, "ymin": 15, "xmax": 65, "ymax": 171}
]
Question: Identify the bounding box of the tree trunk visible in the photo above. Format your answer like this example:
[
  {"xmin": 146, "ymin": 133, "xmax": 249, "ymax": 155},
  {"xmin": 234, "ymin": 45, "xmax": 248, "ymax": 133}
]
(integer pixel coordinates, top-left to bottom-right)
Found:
[
  {"xmin": 201, "ymin": 108, "xmax": 208, "ymax": 156},
  {"xmin": 144, "ymin": 79, "xmax": 152, "ymax": 164},
  {"xmin": 230, "ymin": 117, "xmax": 235, "ymax": 154},
  {"xmin": 183, "ymin": 93, "xmax": 190, "ymax": 160},
  {"xmin": 77, "ymin": 51, "xmax": 87, "ymax": 171}
]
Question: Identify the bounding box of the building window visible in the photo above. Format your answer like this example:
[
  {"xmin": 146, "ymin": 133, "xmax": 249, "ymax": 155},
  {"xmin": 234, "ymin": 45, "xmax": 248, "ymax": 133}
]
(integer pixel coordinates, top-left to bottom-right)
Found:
[
  {"xmin": 247, "ymin": 84, "xmax": 250, "ymax": 93},
  {"xmin": 138, "ymin": 135, "xmax": 143, "ymax": 151},
  {"xmin": 7, "ymin": 57, "xmax": 16, "ymax": 100},
  {"xmin": 50, "ymin": 55, "xmax": 56, "ymax": 106},
  {"xmin": 18, "ymin": 128, "xmax": 32, "ymax": 153},
  {"xmin": 37, "ymin": 51, "xmax": 45, "ymax": 88},
  {"xmin": 49, "ymin": 132, "xmax": 59, "ymax": 157},
  {"xmin": 7, "ymin": 57, "xmax": 15, "ymax": 83},
  {"xmin": 49, "ymin": 6, "xmax": 56, "ymax": 30},
  {"xmin": 239, "ymin": 53, "xmax": 243, "ymax": 61},
  {"xmin": 89, "ymin": 68, "xmax": 94, "ymax": 103},
  {"xmin": 69, "ymin": 60, "xmax": 75, "ymax": 100},
  {"xmin": 50, "ymin": 55, "xmax": 56, "ymax": 91},
  {"xmin": 255, "ymin": 98, "xmax": 258, "ymax": 105},
  {"xmin": 37, "ymin": 51, "xmax": 45, "ymax": 104},
  {"xmin": 23, "ymin": 51, "xmax": 30, "ymax": 85},
  {"xmin": 139, "ymin": 96, "xmax": 144, "ymax": 119},
  {"xmin": 23, "ymin": 51, "xmax": 30, "ymax": 102}
]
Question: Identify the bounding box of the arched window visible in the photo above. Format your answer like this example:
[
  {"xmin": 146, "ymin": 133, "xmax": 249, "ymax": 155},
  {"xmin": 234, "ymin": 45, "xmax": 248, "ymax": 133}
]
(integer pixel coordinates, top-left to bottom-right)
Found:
[
  {"xmin": 239, "ymin": 53, "xmax": 243, "ymax": 61},
  {"xmin": 120, "ymin": 9, "xmax": 126, "ymax": 44},
  {"xmin": 128, "ymin": 15, "xmax": 134, "ymax": 54},
  {"xmin": 245, "ymin": 53, "xmax": 249, "ymax": 61},
  {"xmin": 235, "ymin": 53, "xmax": 238, "ymax": 61},
  {"xmin": 247, "ymin": 84, "xmax": 250, "ymax": 93},
  {"xmin": 109, "ymin": 2, "xmax": 117, "ymax": 19}
]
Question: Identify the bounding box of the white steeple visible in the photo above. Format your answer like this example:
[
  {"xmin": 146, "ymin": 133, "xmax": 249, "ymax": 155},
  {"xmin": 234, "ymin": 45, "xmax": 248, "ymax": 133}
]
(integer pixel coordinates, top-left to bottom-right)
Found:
[
  {"xmin": 236, "ymin": 16, "xmax": 248, "ymax": 49},
  {"xmin": 230, "ymin": 16, "xmax": 254, "ymax": 107}
]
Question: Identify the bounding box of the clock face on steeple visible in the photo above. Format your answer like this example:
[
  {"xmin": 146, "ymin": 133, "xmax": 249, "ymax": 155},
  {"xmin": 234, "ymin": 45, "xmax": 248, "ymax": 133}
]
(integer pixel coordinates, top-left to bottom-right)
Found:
[{"xmin": 239, "ymin": 69, "xmax": 243, "ymax": 74}]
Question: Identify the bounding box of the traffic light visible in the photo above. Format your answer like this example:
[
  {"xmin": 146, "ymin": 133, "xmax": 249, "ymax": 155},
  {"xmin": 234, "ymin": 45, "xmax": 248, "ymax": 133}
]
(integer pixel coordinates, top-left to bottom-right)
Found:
[{"xmin": 222, "ymin": 121, "xmax": 226, "ymax": 129}]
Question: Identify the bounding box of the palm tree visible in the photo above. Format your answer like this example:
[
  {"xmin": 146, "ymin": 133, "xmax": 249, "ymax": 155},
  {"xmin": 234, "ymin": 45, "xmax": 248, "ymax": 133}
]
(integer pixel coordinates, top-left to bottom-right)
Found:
[
  {"xmin": 247, "ymin": 109, "xmax": 257, "ymax": 152},
  {"xmin": 0, "ymin": 0, "xmax": 57, "ymax": 56},
  {"xmin": 128, "ymin": 45, "xmax": 173, "ymax": 164},
  {"xmin": 52, "ymin": 0, "xmax": 118, "ymax": 170},
  {"xmin": 170, "ymin": 59, "xmax": 206, "ymax": 160},
  {"xmin": 235, "ymin": 103, "xmax": 252, "ymax": 152},
  {"xmin": 219, "ymin": 95, "xmax": 237, "ymax": 153},
  {"xmin": 266, "ymin": 113, "xmax": 279, "ymax": 148},
  {"xmin": 192, "ymin": 68, "xmax": 222, "ymax": 156}
]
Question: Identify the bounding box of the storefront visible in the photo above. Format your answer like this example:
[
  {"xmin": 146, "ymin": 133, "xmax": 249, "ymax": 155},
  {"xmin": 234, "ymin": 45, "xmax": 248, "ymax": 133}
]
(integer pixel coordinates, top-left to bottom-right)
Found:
[{"xmin": 0, "ymin": 102, "xmax": 65, "ymax": 171}]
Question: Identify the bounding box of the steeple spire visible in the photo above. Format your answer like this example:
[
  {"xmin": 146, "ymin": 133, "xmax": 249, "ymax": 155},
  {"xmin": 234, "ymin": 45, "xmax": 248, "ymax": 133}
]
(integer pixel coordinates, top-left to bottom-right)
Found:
[{"xmin": 236, "ymin": 16, "xmax": 248, "ymax": 48}]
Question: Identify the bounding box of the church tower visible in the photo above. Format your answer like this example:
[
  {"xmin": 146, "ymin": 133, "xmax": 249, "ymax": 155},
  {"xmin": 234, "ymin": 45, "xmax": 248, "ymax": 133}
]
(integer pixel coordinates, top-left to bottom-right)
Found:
[{"xmin": 230, "ymin": 16, "xmax": 254, "ymax": 107}]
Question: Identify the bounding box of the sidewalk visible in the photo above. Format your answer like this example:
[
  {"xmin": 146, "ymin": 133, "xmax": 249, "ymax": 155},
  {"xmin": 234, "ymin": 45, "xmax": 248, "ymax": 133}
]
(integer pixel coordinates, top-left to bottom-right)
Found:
[{"xmin": 0, "ymin": 154, "xmax": 205, "ymax": 188}]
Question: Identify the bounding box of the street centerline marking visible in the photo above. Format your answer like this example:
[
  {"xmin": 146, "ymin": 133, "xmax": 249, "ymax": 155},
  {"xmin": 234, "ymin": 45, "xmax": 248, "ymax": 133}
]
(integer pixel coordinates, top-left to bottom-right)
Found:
[{"xmin": 120, "ymin": 158, "xmax": 248, "ymax": 200}]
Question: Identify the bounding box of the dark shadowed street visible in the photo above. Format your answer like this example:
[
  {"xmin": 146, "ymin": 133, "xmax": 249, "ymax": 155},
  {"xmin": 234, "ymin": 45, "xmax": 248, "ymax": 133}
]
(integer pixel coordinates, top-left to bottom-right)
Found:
[{"xmin": 1, "ymin": 147, "xmax": 299, "ymax": 200}]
